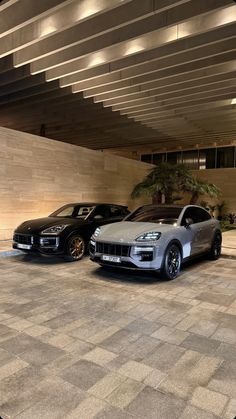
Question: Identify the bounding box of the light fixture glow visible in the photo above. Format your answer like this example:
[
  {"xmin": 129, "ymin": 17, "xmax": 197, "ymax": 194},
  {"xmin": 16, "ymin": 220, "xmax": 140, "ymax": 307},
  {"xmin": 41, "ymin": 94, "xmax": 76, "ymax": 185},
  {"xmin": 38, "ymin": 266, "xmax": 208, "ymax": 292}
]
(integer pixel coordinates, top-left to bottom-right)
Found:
[
  {"xmin": 87, "ymin": 53, "xmax": 106, "ymax": 68},
  {"xmin": 39, "ymin": 17, "xmax": 56, "ymax": 38},
  {"xmin": 231, "ymin": 99, "xmax": 236, "ymax": 104},
  {"xmin": 124, "ymin": 40, "xmax": 145, "ymax": 56},
  {"xmin": 78, "ymin": 4, "xmax": 99, "ymax": 20}
]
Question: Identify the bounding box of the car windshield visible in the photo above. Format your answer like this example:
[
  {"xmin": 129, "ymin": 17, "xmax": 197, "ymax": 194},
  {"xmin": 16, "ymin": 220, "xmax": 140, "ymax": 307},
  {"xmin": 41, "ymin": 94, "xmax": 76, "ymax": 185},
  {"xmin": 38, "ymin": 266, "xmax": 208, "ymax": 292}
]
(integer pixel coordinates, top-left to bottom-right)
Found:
[
  {"xmin": 125, "ymin": 206, "xmax": 183, "ymax": 224},
  {"xmin": 49, "ymin": 205, "xmax": 95, "ymax": 219}
]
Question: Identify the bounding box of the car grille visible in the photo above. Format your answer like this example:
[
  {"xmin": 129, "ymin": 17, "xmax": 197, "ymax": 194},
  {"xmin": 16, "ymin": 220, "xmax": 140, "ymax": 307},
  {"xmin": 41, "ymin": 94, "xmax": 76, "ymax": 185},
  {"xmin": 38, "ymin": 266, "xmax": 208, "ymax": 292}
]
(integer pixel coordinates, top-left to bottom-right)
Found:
[
  {"xmin": 96, "ymin": 242, "xmax": 130, "ymax": 257},
  {"xmin": 14, "ymin": 234, "xmax": 33, "ymax": 245}
]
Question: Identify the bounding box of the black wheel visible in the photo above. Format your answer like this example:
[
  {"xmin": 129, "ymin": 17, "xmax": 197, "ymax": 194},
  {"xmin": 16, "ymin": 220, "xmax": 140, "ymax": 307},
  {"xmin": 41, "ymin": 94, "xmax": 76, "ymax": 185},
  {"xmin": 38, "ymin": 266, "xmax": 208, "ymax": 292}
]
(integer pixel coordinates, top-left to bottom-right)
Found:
[
  {"xmin": 208, "ymin": 232, "xmax": 222, "ymax": 260},
  {"xmin": 65, "ymin": 235, "xmax": 85, "ymax": 261},
  {"xmin": 161, "ymin": 244, "xmax": 181, "ymax": 280}
]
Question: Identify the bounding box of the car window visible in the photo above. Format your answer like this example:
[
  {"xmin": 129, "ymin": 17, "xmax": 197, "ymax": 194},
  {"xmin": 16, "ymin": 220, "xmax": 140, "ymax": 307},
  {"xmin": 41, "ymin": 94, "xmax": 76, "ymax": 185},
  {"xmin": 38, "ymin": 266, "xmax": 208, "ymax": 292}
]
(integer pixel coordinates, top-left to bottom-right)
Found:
[
  {"xmin": 181, "ymin": 207, "xmax": 211, "ymax": 225},
  {"xmin": 92, "ymin": 205, "xmax": 110, "ymax": 219},
  {"xmin": 195, "ymin": 207, "xmax": 211, "ymax": 222},
  {"xmin": 109, "ymin": 206, "xmax": 127, "ymax": 218},
  {"xmin": 126, "ymin": 206, "xmax": 182, "ymax": 224},
  {"xmin": 50, "ymin": 205, "xmax": 95, "ymax": 219},
  {"xmin": 52, "ymin": 206, "xmax": 74, "ymax": 217},
  {"xmin": 74, "ymin": 206, "xmax": 95, "ymax": 219}
]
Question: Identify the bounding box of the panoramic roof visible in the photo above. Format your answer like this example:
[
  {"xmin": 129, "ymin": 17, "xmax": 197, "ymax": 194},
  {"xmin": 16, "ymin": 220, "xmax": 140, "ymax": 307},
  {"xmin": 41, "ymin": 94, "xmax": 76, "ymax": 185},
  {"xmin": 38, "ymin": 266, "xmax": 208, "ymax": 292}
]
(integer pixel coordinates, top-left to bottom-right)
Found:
[{"xmin": 0, "ymin": 0, "xmax": 235, "ymax": 152}]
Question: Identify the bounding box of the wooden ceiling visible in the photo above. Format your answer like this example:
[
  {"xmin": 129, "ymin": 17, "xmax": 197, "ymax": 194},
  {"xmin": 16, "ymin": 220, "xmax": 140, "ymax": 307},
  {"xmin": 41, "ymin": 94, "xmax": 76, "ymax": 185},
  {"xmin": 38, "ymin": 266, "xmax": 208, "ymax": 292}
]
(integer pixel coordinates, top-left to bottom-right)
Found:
[{"xmin": 0, "ymin": 0, "xmax": 236, "ymax": 152}]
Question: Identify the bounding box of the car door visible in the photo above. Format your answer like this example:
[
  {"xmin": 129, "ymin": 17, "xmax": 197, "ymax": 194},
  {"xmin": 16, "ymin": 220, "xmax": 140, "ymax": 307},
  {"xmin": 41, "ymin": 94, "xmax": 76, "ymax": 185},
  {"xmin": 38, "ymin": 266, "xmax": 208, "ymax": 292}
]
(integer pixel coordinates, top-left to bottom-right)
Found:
[
  {"xmin": 194, "ymin": 207, "xmax": 214, "ymax": 252},
  {"xmin": 180, "ymin": 207, "xmax": 205, "ymax": 256}
]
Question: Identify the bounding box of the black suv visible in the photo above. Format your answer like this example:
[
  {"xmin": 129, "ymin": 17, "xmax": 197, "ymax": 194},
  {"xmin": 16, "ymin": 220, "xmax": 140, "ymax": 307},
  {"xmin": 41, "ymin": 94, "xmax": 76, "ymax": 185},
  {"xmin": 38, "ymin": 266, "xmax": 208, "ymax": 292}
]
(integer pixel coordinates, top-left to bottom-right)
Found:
[{"xmin": 13, "ymin": 203, "xmax": 130, "ymax": 261}]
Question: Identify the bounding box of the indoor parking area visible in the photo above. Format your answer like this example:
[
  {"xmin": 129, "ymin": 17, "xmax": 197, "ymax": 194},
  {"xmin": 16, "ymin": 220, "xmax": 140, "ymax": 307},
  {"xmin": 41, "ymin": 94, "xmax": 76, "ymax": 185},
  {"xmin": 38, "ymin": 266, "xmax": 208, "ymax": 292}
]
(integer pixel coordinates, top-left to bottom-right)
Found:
[{"xmin": 0, "ymin": 1, "xmax": 236, "ymax": 418}]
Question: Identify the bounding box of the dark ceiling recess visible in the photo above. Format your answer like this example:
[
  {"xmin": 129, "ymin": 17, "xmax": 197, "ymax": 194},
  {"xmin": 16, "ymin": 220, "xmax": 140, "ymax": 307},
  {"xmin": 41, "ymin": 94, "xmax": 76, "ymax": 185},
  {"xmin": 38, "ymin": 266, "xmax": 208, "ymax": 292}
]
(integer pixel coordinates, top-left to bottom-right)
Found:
[{"xmin": 0, "ymin": 0, "xmax": 236, "ymax": 153}]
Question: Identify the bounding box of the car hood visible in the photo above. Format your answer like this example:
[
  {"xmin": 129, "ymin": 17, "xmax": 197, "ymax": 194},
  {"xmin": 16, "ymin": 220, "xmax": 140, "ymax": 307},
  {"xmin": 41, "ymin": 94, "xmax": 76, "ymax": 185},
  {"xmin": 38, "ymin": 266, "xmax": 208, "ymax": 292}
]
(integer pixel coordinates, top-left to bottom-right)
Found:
[
  {"xmin": 15, "ymin": 217, "xmax": 85, "ymax": 234},
  {"xmin": 97, "ymin": 221, "xmax": 175, "ymax": 242}
]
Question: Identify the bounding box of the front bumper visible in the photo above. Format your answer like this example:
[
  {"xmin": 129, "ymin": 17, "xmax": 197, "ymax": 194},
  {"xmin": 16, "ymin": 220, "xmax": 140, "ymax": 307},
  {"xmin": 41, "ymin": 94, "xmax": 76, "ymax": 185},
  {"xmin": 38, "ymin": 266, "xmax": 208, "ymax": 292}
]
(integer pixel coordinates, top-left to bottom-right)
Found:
[
  {"xmin": 89, "ymin": 239, "xmax": 163, "ymax": 271},
  {"xmin": 13, "ymin": 233, "xmax": 63, "ymax": 255}
]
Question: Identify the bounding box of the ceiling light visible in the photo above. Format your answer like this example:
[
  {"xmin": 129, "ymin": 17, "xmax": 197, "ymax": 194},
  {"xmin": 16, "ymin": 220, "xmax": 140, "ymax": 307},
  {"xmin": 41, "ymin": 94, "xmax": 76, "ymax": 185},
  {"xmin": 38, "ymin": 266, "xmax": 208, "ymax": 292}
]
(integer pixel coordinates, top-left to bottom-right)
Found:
[
  {"xmin": 125, "ymin": 40, "xmax": 145, "ymax": 56},
  {"xmin": 87, "ymin": 53, "xmax": 106, "ymax": 68},
  {"xmin": 78, "ymin": 4, "xmax": 99, "ymax": 20},
  {"xmin": 39, "ymin": 17, "xmax": 56, "ymax": 37}
]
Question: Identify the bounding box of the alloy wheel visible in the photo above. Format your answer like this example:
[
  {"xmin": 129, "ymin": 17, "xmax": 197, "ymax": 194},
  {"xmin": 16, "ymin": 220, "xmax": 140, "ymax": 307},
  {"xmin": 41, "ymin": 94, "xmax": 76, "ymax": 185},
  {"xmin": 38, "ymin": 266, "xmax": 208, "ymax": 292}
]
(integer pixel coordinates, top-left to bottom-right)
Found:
[
  {"xmin": 165, "ymin": 245, "xmax": 181, "ymax": 279},
  {"xmin": 213, "ymin": 235, "xmax": 221, "ymax": 258},
  {"xmin": 69, "ymin": 236, "xmax": 85, "ymax": 260}
]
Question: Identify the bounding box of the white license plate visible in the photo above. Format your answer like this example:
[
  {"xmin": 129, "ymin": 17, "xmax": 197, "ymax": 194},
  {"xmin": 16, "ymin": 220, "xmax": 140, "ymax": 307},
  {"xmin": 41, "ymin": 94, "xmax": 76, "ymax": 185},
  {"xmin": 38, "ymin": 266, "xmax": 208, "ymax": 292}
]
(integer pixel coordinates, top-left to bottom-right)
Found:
[
  {"xmin": 17, "ymin": 244, "xmax": 32, "ymax": 250},
  {"xmin": 102, "ymin": 255, "xmax": 121, "ymax": 263}
]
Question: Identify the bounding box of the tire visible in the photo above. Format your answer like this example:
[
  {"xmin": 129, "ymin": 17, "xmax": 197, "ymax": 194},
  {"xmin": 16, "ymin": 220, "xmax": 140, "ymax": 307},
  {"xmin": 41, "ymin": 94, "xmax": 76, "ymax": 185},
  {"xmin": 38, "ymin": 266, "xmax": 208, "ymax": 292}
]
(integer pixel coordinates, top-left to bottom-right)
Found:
[
  {"xmin": 161, "ymin": 243, "xmax": 182, "ymax": 280},
  {"xmin": 65, "ymin": 235, "xmax": 85, "ymax": 262},
  {"xmin": 208, "ymin": 232, "xmax": 222, "ymax": 260}
]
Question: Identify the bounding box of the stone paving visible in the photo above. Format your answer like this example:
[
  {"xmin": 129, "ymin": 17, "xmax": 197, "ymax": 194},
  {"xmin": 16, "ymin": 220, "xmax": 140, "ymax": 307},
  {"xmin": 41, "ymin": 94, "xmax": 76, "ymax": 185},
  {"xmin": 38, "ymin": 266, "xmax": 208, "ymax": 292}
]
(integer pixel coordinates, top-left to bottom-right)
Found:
[{"xmin": 0, "ymin": 253, "xmax": 235, "ymax": 419}]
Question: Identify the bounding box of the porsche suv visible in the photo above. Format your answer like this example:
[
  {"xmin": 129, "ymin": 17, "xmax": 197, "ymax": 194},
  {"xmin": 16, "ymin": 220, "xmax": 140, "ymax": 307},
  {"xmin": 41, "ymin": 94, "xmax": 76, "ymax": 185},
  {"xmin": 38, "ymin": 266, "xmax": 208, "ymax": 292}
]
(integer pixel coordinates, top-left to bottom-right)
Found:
[
  {"xmin": 13, "ymin": 203, "xmax": 129, "ymax": 261},
  {"xmin": 90, "ymin": 205, "xmax": 222, "ymax": 279}
]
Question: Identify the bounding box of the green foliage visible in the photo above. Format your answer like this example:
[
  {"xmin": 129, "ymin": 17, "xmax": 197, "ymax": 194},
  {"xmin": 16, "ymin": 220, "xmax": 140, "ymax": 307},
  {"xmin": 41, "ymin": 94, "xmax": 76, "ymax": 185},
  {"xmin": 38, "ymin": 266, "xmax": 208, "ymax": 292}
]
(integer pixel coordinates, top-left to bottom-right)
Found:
[
  {"xmin": 217, "ymin": 200, "xmax": 228, "ymax": 217},
  {"xmin": 131, "ymin": 162, "xmax": 221, "ymax": 205},
  {"xmin": 220, "ymin": 219, "xmax": 235, "ymax": 232},
  {"xmin": 227, "ymin": 213, "xmax": 236, "ymax": 224},
  {"xmin": 200, "ymin": 200, "xmax": 210, "ymax": 210},
  {"xmin": 181, "ymin": 176, "xmax": 220, "ymax": 204}
]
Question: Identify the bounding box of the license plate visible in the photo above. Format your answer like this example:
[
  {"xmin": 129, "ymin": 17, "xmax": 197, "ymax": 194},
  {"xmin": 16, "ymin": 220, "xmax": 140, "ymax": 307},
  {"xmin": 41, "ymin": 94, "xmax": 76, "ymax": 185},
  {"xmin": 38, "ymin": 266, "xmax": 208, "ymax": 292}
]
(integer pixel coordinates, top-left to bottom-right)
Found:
[
  {"xmin": 17, "ymin": 244, "xmax": 32, "ymax": 250},
  {"xmin": 102, "ymin": 255, "xmax": 121, "ymax": 263}
]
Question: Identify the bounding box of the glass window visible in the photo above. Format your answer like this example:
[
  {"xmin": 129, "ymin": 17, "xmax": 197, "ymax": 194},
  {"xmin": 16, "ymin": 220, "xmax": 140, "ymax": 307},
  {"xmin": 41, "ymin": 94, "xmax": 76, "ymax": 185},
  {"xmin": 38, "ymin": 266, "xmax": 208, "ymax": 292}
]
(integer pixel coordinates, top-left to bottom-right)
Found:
[
  {"xmin": 199, "ymin": 148, "xmax": 216, "ymax": 169},
  {"xmin": 167, "ymin": 152, "xmax": 182, "ymax": 165},
  {"xmin": 126, "ymin": 205, "xmax": 183, "ymax": 224},
  {"xmin": 51, "ymin": 206, "xmax": 74, "ymax": 217},
  {"xmin": 92, "ymin": 205, "xmax": 110, "ymax": 219},
  {"xmin": 141, "ymin": 154, "xmax": 152, "ymax": 163},
  {"xmin": 109, "ymin": 206, "xmax": 126, "ymax": 218},
  {"xmin": 216, "ymin": 147, "xmax": 234, "ymax": 168},
  {"xmin": 181, "ymin": 207, "xmax": 211, "ymax": 225},
  {"xmin": 50, "ymin": 205, "xmax": 94, "ymax": 219},
  {"xmin": 167, "ymin": 152, "xmax": 177, "ymax": 165},
  {"xmin": 182, "ymin": 150, "xmax": 199, "ymax": 169},
  {"xmin": 153, "ymin": 153, "xmax": 164, "ymax": 165},
  {"xmin": 181, "ymin": 207, "xmax": 199, "ymax": 225},
  {"xmin": 195, "ymin": 207, "xmax": 211, "ymax": 222}
]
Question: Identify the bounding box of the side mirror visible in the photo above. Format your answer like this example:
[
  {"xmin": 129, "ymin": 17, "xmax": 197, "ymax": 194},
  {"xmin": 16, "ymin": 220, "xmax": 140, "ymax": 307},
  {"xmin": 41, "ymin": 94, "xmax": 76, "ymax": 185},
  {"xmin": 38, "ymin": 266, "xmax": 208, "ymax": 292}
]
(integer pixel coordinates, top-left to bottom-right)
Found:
[{"xmin": 185, "ymin": 218, "xmax": 193, "ymax": 228}]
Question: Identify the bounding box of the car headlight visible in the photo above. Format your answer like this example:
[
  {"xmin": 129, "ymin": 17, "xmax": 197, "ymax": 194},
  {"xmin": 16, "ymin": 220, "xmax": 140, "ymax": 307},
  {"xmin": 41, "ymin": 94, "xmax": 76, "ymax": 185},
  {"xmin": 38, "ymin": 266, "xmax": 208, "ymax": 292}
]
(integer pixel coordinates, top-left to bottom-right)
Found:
[
  {"xmin": 41, "ymin": 225, "xmax": 69, "ymax": 235},
  {"xmin": 136, "ymin": 232, "xmax": 161, "ymax": 241},
  {"xmin": 93, "ymin": 227, "xmax": 101, "ymax": 238}
]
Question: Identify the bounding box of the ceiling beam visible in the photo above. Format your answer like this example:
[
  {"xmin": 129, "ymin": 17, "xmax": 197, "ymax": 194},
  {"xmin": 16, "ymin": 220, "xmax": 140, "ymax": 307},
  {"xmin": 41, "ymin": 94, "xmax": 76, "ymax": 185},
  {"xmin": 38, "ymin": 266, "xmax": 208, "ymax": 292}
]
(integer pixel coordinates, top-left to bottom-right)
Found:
[
  {"xmin": 0, "ymin": 0, "xmax": 72, "ymax": 37},
  {"xmin": 42, "ymin": 3, "xmax": 235, "ymax": 78},
  {"xmin": 2, "ymin": 0, "xmax": 132, "ymax": 59}
]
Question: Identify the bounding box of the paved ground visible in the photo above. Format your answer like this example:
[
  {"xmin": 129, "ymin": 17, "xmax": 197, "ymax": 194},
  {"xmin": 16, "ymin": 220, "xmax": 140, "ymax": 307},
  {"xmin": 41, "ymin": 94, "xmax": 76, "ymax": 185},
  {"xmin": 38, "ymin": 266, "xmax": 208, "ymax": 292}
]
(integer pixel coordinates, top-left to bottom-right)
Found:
[{"xmin": 0, "ymin": 251, "xmax": 235, "ymax": 419}]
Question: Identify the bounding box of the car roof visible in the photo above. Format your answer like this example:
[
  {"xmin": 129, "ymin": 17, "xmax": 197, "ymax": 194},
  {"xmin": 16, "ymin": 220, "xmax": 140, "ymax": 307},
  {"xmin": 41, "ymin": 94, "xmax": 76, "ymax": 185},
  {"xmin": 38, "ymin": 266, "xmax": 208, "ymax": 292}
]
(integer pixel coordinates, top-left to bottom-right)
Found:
[
  {"xmin": 138, "ymin": 204, "xmax": 211, "ymax": 212},
  {"xmin": 140, "ymin": 204, "xmax": 185, "ymax": 209},
  {"xmin": 61, "ymin": 203, "xmax": 128, "ymax": 208}
]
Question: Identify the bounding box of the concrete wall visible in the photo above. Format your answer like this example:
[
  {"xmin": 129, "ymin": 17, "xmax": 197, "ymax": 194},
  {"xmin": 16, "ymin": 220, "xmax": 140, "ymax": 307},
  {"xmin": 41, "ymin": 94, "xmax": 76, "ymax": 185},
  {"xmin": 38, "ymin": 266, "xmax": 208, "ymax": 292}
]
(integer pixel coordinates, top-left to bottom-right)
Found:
[
  {"xmin": 0, "ymin": 127, "xmax": 151, "ymax": 240},
  {"xmin": 191, "ymin": 168, "xmax": 236, "ymax": 213}
]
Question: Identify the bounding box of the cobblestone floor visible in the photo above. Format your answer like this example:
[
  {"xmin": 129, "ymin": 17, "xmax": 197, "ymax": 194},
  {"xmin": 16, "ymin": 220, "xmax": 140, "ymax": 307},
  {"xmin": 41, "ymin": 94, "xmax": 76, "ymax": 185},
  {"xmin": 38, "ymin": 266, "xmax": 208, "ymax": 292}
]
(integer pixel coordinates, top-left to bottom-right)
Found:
[{"xmin": 0, "ymin": 254, "xmax": 235, "ymax": 419}]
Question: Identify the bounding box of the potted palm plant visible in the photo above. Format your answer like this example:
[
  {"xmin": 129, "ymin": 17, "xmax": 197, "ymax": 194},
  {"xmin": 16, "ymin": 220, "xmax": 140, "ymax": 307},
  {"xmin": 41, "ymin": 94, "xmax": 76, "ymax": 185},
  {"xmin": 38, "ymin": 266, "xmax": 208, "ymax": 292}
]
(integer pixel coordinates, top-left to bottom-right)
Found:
[{"xmin": 131, "ymin": 163, "xmax": 220, "ymax": 205}]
